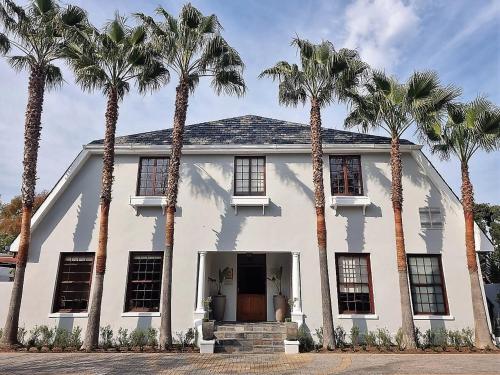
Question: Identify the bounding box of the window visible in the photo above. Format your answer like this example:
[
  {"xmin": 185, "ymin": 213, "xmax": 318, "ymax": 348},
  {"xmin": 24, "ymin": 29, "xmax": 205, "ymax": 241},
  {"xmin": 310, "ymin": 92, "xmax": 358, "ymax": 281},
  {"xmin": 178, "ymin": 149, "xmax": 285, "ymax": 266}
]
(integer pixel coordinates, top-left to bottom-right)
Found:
[
  {"xmin": 234, "ymin": 156, "xmax": 265, "ymax": 196},
  {"xmin": 408, "ymin": 255, "xmax": 448, "ymax": 315},
  {"xmin": 137, "ymin": 158, "xmax": 169, "ymax": 196},
  {"xmin": 329, "ymin": 156, "xmax": 363, "ymax": 196},
  {"xmin": 53, "ymin": 253, "xmax": 94, "ymax": 313},
  {"xmin": 419, "ymin": 207, "xmax": 443, "ymax": 229},
  {"xmin": 336, "ymin": 254, "xmax": 374, "ymax": 314},
  {"xmin": 125, "ymin": 252, "xmax": 164, "ymax": 312}
]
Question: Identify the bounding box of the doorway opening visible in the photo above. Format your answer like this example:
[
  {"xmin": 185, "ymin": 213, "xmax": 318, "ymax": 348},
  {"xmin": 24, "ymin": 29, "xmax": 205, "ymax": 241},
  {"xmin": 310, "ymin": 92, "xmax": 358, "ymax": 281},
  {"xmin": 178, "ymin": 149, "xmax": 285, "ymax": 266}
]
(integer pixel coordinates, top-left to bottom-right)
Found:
[{"xmin": 237, "ymin": 253, "xmax": 266, "ymax": 321}]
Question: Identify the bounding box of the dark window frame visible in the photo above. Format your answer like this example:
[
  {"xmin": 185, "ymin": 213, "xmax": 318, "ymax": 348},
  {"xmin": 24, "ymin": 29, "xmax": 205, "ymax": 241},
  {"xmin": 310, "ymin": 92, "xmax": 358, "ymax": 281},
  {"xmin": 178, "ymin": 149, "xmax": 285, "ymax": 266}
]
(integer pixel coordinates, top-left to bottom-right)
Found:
[
  {"xmin": 233, "ymin": 156, "xmax": 266, "ymax": 196},
  {"xmin": 136, "ymin": 157, "xmax": 169, "ymax": 196},
  {"xmin": 407, "ymin": 254, "xmax": 449, "ymax": 315},
  {"xmin": 124, "ymin": 251, "xmax": 164, "ymax": 313},
  {"xmin": 329, "ymin": 155, "xmax": 364, "ymax": 196},
  {"xmin": 335, "ymin": 253, "xmax": 375, "ymax": 314},
  {"xmin": 52, "ymin": 252, "xmax": 95, "ymax": 313}
]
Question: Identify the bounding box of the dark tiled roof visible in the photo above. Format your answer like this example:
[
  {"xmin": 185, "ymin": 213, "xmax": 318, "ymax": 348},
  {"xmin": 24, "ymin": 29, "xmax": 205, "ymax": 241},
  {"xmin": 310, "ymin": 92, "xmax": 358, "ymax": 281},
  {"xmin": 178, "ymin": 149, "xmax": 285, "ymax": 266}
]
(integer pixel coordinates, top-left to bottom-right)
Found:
[{"xmin": 89, "ymin": 115, "xmax": 414, "ymax": 146}]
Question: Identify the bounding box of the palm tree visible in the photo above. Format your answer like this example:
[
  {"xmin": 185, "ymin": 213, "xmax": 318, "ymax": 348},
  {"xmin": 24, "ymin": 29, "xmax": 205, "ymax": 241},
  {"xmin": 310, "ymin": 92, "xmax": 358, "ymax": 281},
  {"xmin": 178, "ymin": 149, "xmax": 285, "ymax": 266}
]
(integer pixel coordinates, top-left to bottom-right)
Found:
[
  {"xmin": 424, "ymin": 97, "xmax": 499, "ymax": 348},
  {"xmin": 345, "ymin": 70, "xmax": 460, "ymax": 348},
  {"xmin": 260, "ymin": 38, "xmax": 368, "ymax": 349},
  {"xmin": 135, "ymin": 4, "xmax": 245, "ymax": 348},
  {"xmin": 0, "ymin": 0, "xmax": 86, "ymax": 348},
  {"xmin": 64, "ymin": 15, "xmax": 168, "ymax": 351}
]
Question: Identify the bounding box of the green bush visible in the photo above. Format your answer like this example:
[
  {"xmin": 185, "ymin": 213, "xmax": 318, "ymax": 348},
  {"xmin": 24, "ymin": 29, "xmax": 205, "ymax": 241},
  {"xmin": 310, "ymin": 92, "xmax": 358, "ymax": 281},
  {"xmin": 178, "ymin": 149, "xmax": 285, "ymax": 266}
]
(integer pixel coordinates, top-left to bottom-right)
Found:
[
  {"xmin": 350, "ymin": 325, "xmax": 360, "ymax": 349},
  {"xmin": 314, "ymin": 327, "xmax": 323, "ymax": 350},
  {"xmin": 53, "ymin": 327, "xmax": 71, "ymax": 350},
  {"xmin": 17, "ymin": 327, "xmax": 27, "ymax": 346},
  {"xmin": 99, "ymin": 325, "xmax": 114, "ymax": 349},
  {"xmin": 117, "ymin": 328, "xmax": 130, "ymax": 349},
  {"xmin": 39, "ymin": 326, "xmax": 55, "ymax": 349},
  {"xmin": 414, "ymin": 327, "xmax": 423, "ymax": 349},
  {"xmin": 395, "ymin": 328, "xmax": 405, "ymax": 351},
  {"xmin": 146, "ymin": 328, "xmax": 158, "ymax": 348},
  {"xmin": 27, "ymin": 326, "xmax": 42, "ymax": 350},
  {"xmin": 376, "ymin": 328, "xmax": 392, "ymax": 350},
  {"xmin": 364, "ymin": 330, "xmax": 377, "ymax": 348},
  {"xmin": 297, "ymin": 325, "xmax": 314, "ymax": 352},
  {"xmin": 0, "ymin": 328, "xmax": 3, "ymax": 340},
  {"xmin": 434, "ymin": 328, "xmax": 448, "ymax": 351},
  {"xmin": 448, "ymin": 329, "xmax": 463, "ymax": 350},
  {"xmin": 462, "ymin": 327, "xmax": 474, "ymax": 349},
  {"xmin": 130, "ymin": 328, "xmax": 147, "ymax": 351},
  {"xmin": 70, "ymin": 327, "xmax": 82, "ymax": 349},
  {"xmin": 334, "ymin": 326, "xmax": 347, "ymax": 349}
]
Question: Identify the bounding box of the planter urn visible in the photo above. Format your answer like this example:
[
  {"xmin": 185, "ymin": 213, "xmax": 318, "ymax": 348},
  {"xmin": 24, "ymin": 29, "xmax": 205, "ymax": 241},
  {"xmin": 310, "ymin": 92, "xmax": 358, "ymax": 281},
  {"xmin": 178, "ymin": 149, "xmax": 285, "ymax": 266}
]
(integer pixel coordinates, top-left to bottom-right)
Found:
[
  {"xmin": 202, "ymin": 320, "xmax": 215, "ymax": 340},
  {"xmin": 273, "ymin": 294, "xmax": 287, "ymax": 322},
  {"xmin": 212, "ymin": 295, "xmax": 226, "ymax": 321}
]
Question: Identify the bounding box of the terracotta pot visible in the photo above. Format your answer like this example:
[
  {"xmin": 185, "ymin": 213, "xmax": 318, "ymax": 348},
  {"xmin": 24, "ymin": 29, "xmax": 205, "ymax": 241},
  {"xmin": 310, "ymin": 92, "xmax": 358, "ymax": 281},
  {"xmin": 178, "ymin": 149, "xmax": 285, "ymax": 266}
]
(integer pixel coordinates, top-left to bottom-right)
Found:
[
  {"xmin": 202, "ymin": 320, "xmax": 215, "ymax": 340},
  {"xmin": 273, "ymin": 294, "xmax": 287, "ymax": 322},
  {"xmin": 212, "ymin": 295, "xmax": 226, "ymax": 321}
]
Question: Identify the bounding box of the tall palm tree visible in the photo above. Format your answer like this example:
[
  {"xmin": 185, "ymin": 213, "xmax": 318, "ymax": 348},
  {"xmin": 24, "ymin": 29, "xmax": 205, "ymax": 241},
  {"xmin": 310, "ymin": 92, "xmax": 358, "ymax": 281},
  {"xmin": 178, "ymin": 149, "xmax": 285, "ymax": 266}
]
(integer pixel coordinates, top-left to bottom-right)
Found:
[
  {"xmin": 345, "ymin": 70, "xmax": 460, "ymax": 348},
  {"xmin": 260, "ymin": 38, "xmax": 367, "ymax": 349},
  {"xmin": 0, "ymin": 0, "xmax": 86, "ymax": 348},
  {"xmin": 64, "ymin": 15, "xmax": 168, "ymax": 351},
  {"xmin": 424, "ymin": 97, "xmax": 499, "ymax": 348},
  {"xmin": 135, "ymin": 4, "xmax": 245, "ymax": 348}
]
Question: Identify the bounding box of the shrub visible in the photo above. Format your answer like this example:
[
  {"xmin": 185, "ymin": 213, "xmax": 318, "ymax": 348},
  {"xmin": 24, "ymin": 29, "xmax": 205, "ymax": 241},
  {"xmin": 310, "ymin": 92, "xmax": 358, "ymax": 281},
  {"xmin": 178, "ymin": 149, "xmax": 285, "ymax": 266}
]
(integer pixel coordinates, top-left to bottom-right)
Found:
[
  {"xmin": 184, "ymin": 328, "xmax": 195, "ymax": 347},
  {"xmin": 130, "ymin": 328, "xmax": 147, "ymax": 351},
  {"xmin": 17, "ymin": 327, "xmax": 27, "ymax": 346},
  {"xmin": 53, "ymin": 328, "xmax": 71, "ymax": 350},
  {"xmin": 334, "ymin": 326, "xmax": 347, "ymax": 349},
  {"xmin": 314, "ymin": 327, "xmax": 323, "ymax": 350},
  {"xmin": 297, "ymin": 325, "xmax": 314, "ymax": 352},
  {"xmin": 423, "ymin": 329, "xmax": 435, "ymax": 349},
  {"xmin": 462, "ymin": 328, "xmax": 474, "ymax": 349},
  {"xmin": 99, "ymin": 325, "xmax": 114, "ymax": 350},
  {"xmin": 364, "ymin": 330, "xmax": 377, "ymax": 348},
  {"xmin": 70, "ymin": 327, "xmax": 82, "ymax": 350},
  {"xmin": 376, "ymin": 328, "xmax": 392, "ymax": 350},
  {"xmin": 434, "ymin": 328, "xmax": 448, "ymax": 351},
  {"xmin": 146, "ymin": 328, "xmax": 158, "ymax": 348},
  {"xmin": 395, "ymin": 328, "xmax": 405, "ymax": 351},
  {"xmin": 117, "ymin": 328, "xmax": 130, "ymax": 349},
  {"xmin": 350, "ymin": 325, "xmax": 360, "ymax": 349},
  {"xmin": 27, "ymin": 326, "xmax": 42, "ymax": 350},
  {"xmin": 0, "ymin": 328, "xmax": 2, "ymax": 340},
  {"xmin": 414, "ymin": 327, "xmax": 423, "ymax": 349},
  {"xmin": 448, "ymin": 330, "xmax": 463, "ymax": 350},
  {"xmin": 39, "ymin": 325, "xmax": 55, "ymax": 349}
]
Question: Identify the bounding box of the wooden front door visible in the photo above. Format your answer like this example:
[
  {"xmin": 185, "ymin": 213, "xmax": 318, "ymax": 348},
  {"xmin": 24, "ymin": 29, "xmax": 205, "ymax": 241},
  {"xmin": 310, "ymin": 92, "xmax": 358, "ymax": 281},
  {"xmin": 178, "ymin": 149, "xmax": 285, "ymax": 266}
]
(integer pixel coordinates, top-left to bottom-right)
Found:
[{"xmin": 237, "ymin": 254, "xmax": 266, "ymax": 321}]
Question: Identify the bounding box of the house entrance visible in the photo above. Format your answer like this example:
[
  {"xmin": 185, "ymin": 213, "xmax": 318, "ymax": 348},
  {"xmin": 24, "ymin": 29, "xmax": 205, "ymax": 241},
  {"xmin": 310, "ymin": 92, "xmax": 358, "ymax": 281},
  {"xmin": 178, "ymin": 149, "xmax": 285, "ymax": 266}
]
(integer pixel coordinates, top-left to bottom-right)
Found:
[{"xmin": 237, "ymin": 253, "xmax": 266, "ymax": 321}]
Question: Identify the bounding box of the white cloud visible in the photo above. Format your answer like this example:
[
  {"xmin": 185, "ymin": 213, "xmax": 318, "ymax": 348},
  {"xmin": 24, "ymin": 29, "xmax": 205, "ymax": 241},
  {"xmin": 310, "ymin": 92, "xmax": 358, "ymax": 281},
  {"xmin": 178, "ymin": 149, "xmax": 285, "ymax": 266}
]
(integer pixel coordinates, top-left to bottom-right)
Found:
[{"xmin": 343, "ymin": 0, "xmax": 420, "ymax": 70}]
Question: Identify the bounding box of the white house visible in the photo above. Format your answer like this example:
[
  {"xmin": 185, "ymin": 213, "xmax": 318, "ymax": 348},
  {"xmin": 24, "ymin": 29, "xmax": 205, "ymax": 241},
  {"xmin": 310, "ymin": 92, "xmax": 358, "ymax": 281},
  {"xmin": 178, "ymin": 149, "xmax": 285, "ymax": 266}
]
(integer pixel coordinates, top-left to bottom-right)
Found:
[{"xmin": 0, "ymin": 115, "xmax": 494, "ymax": 349}]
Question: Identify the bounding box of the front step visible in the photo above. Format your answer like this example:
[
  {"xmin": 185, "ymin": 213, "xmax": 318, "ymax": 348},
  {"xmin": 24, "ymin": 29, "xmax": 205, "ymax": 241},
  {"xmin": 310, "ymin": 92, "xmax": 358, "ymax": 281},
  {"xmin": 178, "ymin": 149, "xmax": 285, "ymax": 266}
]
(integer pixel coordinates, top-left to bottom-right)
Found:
[{"xmin": 214, "ymin": 322, "xmax": 288, "ymax": 353}]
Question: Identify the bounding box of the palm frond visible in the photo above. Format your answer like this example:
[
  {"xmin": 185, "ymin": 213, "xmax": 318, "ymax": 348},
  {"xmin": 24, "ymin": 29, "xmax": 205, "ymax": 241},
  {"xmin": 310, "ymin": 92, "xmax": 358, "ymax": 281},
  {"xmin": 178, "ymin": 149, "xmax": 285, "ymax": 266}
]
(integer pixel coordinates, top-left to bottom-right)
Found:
[
  {"xmin": 7, "ymin": 54, "xmax": 32, "ymax": 71},
  {"xmin": 44, "ymin": 63, "xmax": 63, "ymax": 90},
  {"xmin": 211, "ymin": 69, "xmax": 245, "ymax": 96},
  {"xmin": 0, "ymin": 32, "xmax": 10, "ymax": 54}
]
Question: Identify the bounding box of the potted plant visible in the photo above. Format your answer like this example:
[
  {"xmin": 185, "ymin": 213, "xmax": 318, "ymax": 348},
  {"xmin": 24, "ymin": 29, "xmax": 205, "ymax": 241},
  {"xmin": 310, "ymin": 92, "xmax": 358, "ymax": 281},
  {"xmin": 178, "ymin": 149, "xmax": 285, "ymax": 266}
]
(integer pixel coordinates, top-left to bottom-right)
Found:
[
  {"xmin": 208, "ymin": 267, "xmax": 231, "ymax": 321},
  {"xmin": 201, "ymin": 297, "xmax": 215, "ymax": 340},
  {"xmin": 268, "ymin": 266, "xmax": 287, "ymax": 322}
]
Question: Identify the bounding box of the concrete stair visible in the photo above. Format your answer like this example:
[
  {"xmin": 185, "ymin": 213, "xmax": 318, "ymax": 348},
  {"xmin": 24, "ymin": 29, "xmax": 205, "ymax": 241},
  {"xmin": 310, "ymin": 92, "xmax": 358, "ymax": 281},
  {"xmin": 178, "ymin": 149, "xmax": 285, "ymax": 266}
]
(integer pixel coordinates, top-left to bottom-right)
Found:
[{"xmin": 214, "ymin": 322, "xmax": 289, "ymax": 353}]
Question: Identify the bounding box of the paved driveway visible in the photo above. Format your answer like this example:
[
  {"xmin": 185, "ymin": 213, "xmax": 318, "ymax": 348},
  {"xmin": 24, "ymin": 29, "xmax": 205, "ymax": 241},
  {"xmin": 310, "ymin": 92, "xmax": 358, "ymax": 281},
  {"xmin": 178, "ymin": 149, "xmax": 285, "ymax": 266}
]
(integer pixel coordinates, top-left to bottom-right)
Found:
[{"xmin": 0, "ymin": 352, "xmax": 498, "ymax": 374}]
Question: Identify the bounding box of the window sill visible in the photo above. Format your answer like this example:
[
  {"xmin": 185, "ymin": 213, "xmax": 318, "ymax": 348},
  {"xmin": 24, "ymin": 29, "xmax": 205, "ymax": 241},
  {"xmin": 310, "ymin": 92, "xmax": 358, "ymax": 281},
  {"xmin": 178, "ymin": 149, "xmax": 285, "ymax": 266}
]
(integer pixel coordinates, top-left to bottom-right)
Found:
[
  {"xmin": 49, "ymin": 312, "xmax": 88, "ymax": 318},
  {"xmin": 129, "ymin": 196, "xmax": 167, "ymax": 215},
  {"xmin": 330, "ymin": 196, "xmax": 371, "ymax": 215},
  {"xmin": 337, "ymin": 314, "xmax": 379, "ymax": 320},
  {"xmin": 121, "ymin": 312, "xmax": 161, "ymax": 317},
  {"xmin": 413, "ymin": 315, "xmax": 454, "ymax": 321},
  {"xmin": 230, "ymin": 196, "xmax": 270, "ymax": 215}
]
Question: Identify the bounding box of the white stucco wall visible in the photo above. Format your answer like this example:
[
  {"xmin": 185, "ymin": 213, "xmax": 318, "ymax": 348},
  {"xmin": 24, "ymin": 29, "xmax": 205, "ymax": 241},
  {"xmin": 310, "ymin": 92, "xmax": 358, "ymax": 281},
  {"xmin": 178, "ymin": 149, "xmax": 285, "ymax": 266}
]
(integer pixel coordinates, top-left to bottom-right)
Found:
[{"xmin": 1, "ymin": 148, "xmax": 493, "ymax": 338}]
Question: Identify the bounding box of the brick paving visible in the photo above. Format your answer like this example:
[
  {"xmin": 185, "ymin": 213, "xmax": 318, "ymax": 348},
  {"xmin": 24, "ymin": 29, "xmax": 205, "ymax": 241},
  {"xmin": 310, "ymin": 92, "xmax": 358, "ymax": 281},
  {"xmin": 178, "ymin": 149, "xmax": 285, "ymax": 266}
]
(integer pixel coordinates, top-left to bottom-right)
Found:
[{"xmin": 0, "ymin": 352, "xmax": 499, "ymax": 374}]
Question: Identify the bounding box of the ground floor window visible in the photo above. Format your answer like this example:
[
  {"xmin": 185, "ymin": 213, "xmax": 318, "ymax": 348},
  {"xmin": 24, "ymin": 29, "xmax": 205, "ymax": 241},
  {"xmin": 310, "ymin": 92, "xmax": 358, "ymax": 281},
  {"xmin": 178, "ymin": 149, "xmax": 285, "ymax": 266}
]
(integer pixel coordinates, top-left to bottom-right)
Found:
[
  {"xmin": 53, "ymin": 253, "xmax": 95, "ymax": 312},
  {"xmin": 335, "ymin": 254, "xmax": 374, "ymax": 314},
  {"xmin": 407, "ymin": 254, "xmax": 448, "ymax": 315},
  {"xmin": 125, "ymin": 252, "xmax": 164, "ymax": 312}
]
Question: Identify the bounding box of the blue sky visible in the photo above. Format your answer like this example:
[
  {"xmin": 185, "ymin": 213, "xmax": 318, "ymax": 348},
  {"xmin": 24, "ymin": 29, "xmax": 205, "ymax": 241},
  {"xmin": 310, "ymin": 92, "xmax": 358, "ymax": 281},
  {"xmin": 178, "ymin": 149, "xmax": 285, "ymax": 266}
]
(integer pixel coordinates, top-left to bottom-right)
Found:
[{"xmin": 0, "ymin": 0, "xmax": 498, "ymax": 203}]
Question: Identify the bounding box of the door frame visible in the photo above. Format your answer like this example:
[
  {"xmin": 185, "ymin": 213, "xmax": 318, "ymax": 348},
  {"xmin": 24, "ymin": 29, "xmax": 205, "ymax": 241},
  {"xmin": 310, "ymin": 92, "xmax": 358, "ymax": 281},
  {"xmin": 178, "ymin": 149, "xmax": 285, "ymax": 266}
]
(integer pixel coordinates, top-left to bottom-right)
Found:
[{"xmin": 236, "ymin": 253, "xmax": 267, "ymax": 322}]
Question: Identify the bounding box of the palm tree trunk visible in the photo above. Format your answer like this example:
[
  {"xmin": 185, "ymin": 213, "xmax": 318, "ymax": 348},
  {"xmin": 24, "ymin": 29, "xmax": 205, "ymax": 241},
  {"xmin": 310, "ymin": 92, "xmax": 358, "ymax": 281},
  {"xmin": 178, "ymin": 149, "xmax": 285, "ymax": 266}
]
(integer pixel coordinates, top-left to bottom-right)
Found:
[
  {"xmin": 160, "ymin": 79, "xmax": 189, "ymax": 349},
  {"xmin": 310, "ymin": 98, "xmax": 335, "ymax": 350},
  {"xmin": 390, "ymin": 137, "xmax": 416, "ymax": 349},
  {"xmin": 83, "ymin": 88, "xmax": 119, "ymax": 351},
  {"xmin": 461, "ymin": 162, "xmax": 492, "ymax": 348},
  {"xmin": 1, "ymin": 66, "xmax": 45, "ymax": 348}
]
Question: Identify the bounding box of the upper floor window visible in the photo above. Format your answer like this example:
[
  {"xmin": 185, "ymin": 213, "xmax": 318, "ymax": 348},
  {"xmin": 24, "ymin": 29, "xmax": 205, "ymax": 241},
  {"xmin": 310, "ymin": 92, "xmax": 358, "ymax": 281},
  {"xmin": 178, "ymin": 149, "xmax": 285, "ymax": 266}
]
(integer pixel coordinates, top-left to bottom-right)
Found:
[
  {"xmin": 53, "ymin": 253, "xmax": 94, "ymax": 313},
  {"xmin": 124, "ymin": 252, "xmax": 164, "ymax": 312},
  {"xmin": 137, "ymin": 157, "xmax": 169, "ymax": 196},
  {"xmin": 234, "ymin": 156, "xmax": 266, "ymax": 196},
  {"xmin": 330, "ymin": 156, "xmax": 363, "ymax": 196},
  {"xmin": 419, "ymin": 207, "xmax": 443, "ymax": 229},
  {"xmin": 408, "ymin": 255, "xmax": 448, "ymax": 315},
  {"xmin": 336, "ymin": 254, "xmax": 374, "ymax": 314}
]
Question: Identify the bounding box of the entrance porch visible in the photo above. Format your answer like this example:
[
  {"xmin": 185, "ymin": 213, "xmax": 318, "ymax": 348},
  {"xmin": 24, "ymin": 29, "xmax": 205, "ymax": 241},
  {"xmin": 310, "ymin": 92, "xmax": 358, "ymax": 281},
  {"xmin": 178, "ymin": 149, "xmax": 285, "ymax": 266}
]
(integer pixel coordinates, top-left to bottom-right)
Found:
[{"xmin": 193, "ymin": 251, "xmax": 304, "ymax": 326}]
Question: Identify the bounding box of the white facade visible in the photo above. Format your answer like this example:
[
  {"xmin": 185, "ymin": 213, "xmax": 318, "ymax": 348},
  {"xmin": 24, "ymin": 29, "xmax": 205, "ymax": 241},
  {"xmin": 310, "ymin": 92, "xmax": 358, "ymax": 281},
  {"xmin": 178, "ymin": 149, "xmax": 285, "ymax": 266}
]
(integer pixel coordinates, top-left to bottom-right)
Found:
[{"xmin": 1, "ymin": 131, "xmax": 494, "ymax": 340}]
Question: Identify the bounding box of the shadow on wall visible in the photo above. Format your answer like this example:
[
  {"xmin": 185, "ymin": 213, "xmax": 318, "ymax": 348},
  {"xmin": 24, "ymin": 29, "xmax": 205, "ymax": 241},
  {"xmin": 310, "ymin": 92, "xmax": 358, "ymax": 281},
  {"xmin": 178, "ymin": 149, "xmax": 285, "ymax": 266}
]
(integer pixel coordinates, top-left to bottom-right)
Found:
[
  {"xmin": 57, "ymin": 317, "xmax": 75, "ymax": 331},
  {"xmin": 274, "ymin": 160, "xmax": 314, "ymax": 204},
  {"xmin": 73, "ymin": 186, "xmax": 100, "ymax": 252},
  {"xmin": 338, "ymin": 208, "xmax": 366, "ymax": 253},
  {"xmin": 418, "ymin": 182, "xmax": 445, "ymax": 255},
  {"xmin": 136, "ymin": 315, "xmax": 152, "ymax": 330}
]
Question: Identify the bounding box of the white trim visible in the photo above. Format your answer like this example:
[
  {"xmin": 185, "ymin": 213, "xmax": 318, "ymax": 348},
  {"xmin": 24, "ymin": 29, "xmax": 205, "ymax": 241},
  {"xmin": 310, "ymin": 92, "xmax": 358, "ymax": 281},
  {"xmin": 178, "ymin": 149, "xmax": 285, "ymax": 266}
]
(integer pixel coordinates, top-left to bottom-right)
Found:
[
  {"xmin": 330, "ymin": 195, "xmax": 371, "ymax": 215},
  {"xmin": 129, "ymin": 196, "xmax": 167, "ymax": 215},
  {"xmin": 121, "ymin": 312, "xmax": 160, "ymax": 317},
  {"xmin": 10, "ymin": 149, "xmax": 94, "ymax": 252},
  {"xmin": 84, "ymin": 143, "xmax": 422, "ymax": 155},
  {"xmin": 413, "ymin": 315, "xmax": 455, "ymax": 321},
  {"xmin": 230, "ymin": 196, "xmax": 270, "ymax": 215},
  {"xmin": 337, "ymin": 314, "xmax": 379, "ymax": 320},
  {"xmin": 48, "ymin": 312, "xmax": 88, "ymax": 318}
]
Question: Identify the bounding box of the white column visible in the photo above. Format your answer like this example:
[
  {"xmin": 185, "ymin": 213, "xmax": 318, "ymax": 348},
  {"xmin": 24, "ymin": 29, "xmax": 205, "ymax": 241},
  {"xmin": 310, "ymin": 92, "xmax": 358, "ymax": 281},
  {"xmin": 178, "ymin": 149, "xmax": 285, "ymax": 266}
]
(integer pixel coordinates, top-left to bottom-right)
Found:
[
  {"xmin": 195, "ymin": 251, "xmax": 207, "ymax": 313},
  {"xmin": 291, "ymin": 252, "xmax": 303, "ymax": 324}
]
